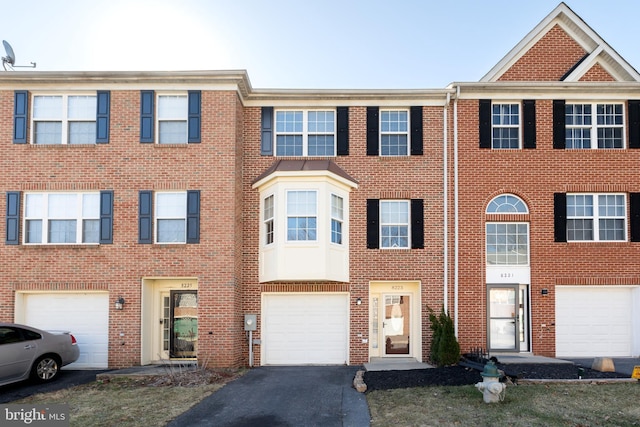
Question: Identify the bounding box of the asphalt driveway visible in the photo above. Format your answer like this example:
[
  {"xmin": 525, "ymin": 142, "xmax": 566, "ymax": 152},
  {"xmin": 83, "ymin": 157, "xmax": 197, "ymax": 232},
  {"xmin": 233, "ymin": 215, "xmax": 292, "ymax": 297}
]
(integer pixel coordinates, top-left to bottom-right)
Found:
[
  {"xmin": 167, "ymin": 366, "xmax": 370, "ymax": 427},
  {"xmin": 0, "ymin": 369, "xmax": 107, "ymax": 404}
]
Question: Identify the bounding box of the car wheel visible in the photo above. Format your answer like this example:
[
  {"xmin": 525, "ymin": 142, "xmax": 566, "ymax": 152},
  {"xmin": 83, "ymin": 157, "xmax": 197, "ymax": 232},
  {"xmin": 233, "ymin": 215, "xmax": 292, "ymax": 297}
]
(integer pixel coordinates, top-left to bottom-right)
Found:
[{"xmin": 31, "ymin": 355, "xmax": 61, "ymax": 382}]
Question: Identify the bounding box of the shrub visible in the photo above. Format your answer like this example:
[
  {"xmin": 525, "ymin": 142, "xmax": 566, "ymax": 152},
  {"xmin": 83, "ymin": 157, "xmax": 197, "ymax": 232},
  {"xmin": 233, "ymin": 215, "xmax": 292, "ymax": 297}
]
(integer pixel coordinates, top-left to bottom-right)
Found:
[{"xmin": 428, "ymin": 307, "xmax": 461, "ymax": 366}]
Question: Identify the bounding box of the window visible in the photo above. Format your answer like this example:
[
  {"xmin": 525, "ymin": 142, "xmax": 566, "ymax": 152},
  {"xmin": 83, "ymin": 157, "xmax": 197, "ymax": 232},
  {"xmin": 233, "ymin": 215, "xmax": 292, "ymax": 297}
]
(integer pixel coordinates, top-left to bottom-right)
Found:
[
  {"xmin": 286, "ymin": 190, "xmax": 317, "ymax": 241},
  {"xmin": 331, "ymin": 194, "xmax": 343, "ymax": 244},
  {"xmin": 486, "ymin": 195, "xmax": 528, "ymax": 214},
  {"xmin": 158, "ymin": 95, "xmax": 188, "ymax": 144},
  {"xmin": 486, "ymin": 223, "xmax": 529, "ymax": 265},
  {"xmin": 156, "ymin": 192, "xmax": 187, "ymax": 243},
  {"xmin": 380, "ymin": 110, "xmax": 408, "ymax": 156},
  {"xmin": 492, "ymin": 103, "xmax": 520, "ymax": 149},
  {"xmin": 567, "ymin": 194, "xmax": 625, "ymax": 241},
  {"xmin": 275, "ymin": 110, "xmax": 335, "ymax": 156},
  {"xmin": 565, "ymin": 103, "xmax": 624, "ymax": 149},
  {"xmin": 264, "ymin": 195, "xmax": 274, "ymax": 245},
  {"xmin": 32, "ymin": 95, "xmax": 97, "ymax": 144},
  {"xmin": 380, "ymin": 200, "xmax": 409, "ymax": 248},
  {"xmin": 24, "ymin": 192, "xmax": 100, "ymax": 244}
]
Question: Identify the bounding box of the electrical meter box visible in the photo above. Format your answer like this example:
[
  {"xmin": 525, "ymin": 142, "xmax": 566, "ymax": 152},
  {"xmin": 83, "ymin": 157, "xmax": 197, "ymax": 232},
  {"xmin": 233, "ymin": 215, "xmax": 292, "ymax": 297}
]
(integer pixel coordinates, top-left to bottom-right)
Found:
[{"xmin": 244, "ymin": 314, "xmax": 257, "ymax": 331}]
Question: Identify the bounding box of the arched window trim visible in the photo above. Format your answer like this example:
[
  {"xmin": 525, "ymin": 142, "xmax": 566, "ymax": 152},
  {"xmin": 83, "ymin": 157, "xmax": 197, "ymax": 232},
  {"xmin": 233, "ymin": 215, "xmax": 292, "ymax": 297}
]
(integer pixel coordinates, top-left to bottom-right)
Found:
[{"xmin": 486, "ymin": 194, "xmax": 529, "ymax": 214}]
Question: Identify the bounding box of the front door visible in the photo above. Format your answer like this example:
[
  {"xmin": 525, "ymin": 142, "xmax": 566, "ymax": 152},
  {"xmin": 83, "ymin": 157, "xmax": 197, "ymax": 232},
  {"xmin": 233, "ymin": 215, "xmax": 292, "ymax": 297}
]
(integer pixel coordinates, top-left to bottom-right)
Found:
[
  {"xmin": 169, "ymin": 290, "xmax": 198, "ymax": 358},
  {"xmin": 383, "ymin": 294, "xmax": 411, "ymax": 356},
  {"xmin": 488, "ymin": 285, "xmax": 529, "ymax": 352}
]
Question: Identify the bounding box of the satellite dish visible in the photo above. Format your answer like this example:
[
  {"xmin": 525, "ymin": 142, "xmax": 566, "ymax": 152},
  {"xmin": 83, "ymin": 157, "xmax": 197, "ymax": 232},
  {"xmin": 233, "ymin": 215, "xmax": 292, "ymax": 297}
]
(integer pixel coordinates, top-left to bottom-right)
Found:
[{"xmin": 2, "ymin": 40, "xmax": 36, "ymax": 71}]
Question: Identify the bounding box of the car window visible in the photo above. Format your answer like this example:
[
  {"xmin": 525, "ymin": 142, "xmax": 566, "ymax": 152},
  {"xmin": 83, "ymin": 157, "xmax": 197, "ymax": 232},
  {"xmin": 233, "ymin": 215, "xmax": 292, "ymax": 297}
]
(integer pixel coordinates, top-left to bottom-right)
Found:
[
  {"xmin": 0, "ymin": 327, "xmax": 24, "ymax": 344},
  {"xmin": 21, "ymin": 329, "xmax": 42, "ymax": 341}
]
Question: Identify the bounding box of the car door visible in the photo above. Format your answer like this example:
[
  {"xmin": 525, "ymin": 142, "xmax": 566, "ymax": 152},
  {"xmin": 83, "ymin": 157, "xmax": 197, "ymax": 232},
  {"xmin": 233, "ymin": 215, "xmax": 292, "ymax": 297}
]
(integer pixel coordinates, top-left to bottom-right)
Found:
[{"xmin": 0, "ymin": 327, "xmax": 37, "ymax": 383}]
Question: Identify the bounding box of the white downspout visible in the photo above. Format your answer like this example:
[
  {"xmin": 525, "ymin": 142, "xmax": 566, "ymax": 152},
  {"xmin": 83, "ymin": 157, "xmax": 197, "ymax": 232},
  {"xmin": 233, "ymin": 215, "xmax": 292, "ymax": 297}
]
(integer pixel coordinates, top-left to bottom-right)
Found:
[
  {"xmin": 453, "ymin": 85, "xmax": 460, "ymax": 336},
  {"xmin": 443, "ymin": 92, "xmax": 450, "ymax": 314}
]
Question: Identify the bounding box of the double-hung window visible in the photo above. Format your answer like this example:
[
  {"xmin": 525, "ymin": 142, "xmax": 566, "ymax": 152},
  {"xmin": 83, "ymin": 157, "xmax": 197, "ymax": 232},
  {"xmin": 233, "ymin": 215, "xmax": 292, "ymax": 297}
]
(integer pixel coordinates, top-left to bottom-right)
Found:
[
  {"xmin": 24, "ymin": 193, "xmax": 100, "ymax": 244},
  {"xmin": 156, "ymin": 192, "xmax": 188, "ymax": 243},
  {"xmin": 492, "ymin": 103, "xmax": 520, "ymax": 149},
  {"xmin": 380, "ymin": 110, "xmax": 409, "ymax": 156},
  {"xmin": 331, "ymin": 194, "xmax": 344, "ymax": 244},
  {"xmin": 566, "ymin": 194, "xmax": 626, "ymax": 241},
  {"xmin": 32, "ymin": 95, "xmax": 97, "ymax": 144},
  {"xmin": 275, "ymin": 110, "xmax": 335, "ymax": 156},
  {"xmin": 158, "ymin": 95, "xmax": 188, "ymax": 144},
  {"xmin": 380, "ymin": 200, "xmax": 409, "ymax": 248},
  {"xmin": 286, "ymin": 190, "xmax": 317, "ymax": 241},
  {"xmin": 264, "ymin": 195, "xmax": 274, "ymax": 245},
  {"xmin": 565, "ymin": 103, "xmax": 624, "ymax": 149}
]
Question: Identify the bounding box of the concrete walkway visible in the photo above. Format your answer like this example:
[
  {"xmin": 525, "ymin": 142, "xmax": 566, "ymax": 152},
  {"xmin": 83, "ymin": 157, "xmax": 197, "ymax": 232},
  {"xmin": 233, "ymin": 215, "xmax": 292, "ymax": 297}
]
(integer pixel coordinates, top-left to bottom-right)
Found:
[{"xmin": 166, "ymin": 366, "xmax": 370, "ymax": 427}]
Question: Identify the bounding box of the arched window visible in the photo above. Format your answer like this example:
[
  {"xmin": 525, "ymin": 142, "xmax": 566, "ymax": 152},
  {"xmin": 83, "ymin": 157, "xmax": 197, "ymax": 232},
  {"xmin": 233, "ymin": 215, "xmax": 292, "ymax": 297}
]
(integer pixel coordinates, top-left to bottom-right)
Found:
[{"xmin": 486, "ymin": 194, "xmax": 528, "ymax": 214}]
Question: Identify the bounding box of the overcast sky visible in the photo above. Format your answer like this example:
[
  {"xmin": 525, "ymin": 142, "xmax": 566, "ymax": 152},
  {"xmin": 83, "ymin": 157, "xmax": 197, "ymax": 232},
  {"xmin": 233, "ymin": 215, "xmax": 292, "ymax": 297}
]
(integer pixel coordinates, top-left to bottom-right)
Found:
[{"xmin": 1, "ymin": 0, "xmax": 639, "ymax": 88}]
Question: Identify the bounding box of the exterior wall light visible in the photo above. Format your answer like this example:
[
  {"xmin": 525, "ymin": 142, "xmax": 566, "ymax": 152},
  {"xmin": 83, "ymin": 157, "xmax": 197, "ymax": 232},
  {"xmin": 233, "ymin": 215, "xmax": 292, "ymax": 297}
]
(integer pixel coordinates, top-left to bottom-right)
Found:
[
  {"xmin": 356, "ymin": 297, "xmax": 362, "ymax": 305},
  {"xmin": 115, "ymin": 296, "xmax": 125, "ymax": 310}
]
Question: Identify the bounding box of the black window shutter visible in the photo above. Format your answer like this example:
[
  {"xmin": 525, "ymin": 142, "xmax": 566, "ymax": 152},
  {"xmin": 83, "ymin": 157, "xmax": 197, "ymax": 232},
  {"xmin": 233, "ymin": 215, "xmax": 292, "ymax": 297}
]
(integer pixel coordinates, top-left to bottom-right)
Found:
[
  {"xmin": 188, "ymin": 90, "xmax": 201, "ymax": 143},
  {"xmin": 140, "ymin": 91, "xmax": 155, "ymax": 143},
  {"xmin": 139, "ymin": 190, "xmax": 153, "ymax": 244},
  {"xmin": 553, "ymin": 100, "xmax": 566, "ymax": 149},
  {"xmin": 6, "ymin": 191, "xmax": 20, "ymax": 245},
  {"xmin": 366, "ymin": 107, "xmax": 379, "ymax": 156},
  {"xmin": 96, "ymin": 91, "xmax": 110, "ymax": 144},
  {"xmin": 186, "ymin": 190, "xmax": 200, "ymax": 244},
  {"xmin": 410, "ymin": 199, "xmax": 424, "ymax": 249},
  {"xmin": 479, "ymin": 99, "xmax": 491, "ymax": 149},
  {"xmin": 554, "ymin": 193, "xmax": 567, "ymax": 242},
  {"xmin": 410, "ymin": 106, "xmax": 423, "ymax": 155},
  {"xmin": 630, "ymin": 193, "xmax": 640, "ymax": 242},
  {"xmin": 366, "ymin": 199, "xmax": 379, "ymax": 249},
  {"xmin": 628, "ymin": 101, "xmax": 640, "ymax": 149},
  {"xmin": 523, "ymin": 100, "xmax": 536, "ymax": 149},
  {"xmin": 99, "ymin": 190, "xmax": 113, "ymax": 244},
  {"xmin": 336, "ymin": 107, "xmax": 349, "ymax": 155},
  {"xmin": 13, "ymin": 91, "xmax": 28, "ymax": 144},
  {"xmin": 261, "ymin": 107, "xmax": 274, "ymax": 155}
]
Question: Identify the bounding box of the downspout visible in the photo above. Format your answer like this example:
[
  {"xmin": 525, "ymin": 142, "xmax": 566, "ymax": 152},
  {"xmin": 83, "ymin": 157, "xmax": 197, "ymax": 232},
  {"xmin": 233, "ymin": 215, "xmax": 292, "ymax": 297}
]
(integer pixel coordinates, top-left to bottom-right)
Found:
[
  {"xmin": 443, "ymin": 92, "xmax": 450, "ymax": 314},
  {"xmin": 453, "ymin": 85, "xmax": 460, "ymax": 336}
]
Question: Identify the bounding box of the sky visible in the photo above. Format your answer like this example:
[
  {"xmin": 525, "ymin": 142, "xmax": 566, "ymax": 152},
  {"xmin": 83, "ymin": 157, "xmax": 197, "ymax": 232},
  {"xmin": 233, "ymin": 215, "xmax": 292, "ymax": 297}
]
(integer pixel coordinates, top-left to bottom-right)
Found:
[{"xmin": 1, "ymin": 0, "xmax": 639, "ymax": 89}]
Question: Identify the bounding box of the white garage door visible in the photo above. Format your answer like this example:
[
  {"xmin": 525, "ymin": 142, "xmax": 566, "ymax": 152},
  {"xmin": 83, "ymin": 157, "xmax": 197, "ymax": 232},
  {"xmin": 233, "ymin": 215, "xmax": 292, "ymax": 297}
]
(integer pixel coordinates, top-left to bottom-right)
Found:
[
  {"xmin": 556, "ymin": 287, "xmax": 632, "ymax": 357},
  {"xmin": 24, "ymin": 293, "xmax": 109, "ymax": 368},
  {"xmin": 263, "ymin": 294, "xmax": 348, "ymax": 365}
]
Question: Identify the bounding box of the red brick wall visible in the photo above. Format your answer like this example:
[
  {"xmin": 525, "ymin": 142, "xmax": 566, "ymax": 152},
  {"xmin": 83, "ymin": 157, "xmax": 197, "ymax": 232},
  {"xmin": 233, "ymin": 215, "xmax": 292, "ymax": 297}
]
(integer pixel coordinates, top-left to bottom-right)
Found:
[
  {"xmin": 454, "ymin": 98, "xmax": 640, "ymax": 356},
  {"xmin": 579, "ymin": 63, "xmax": 616, "ymax": 82},
  {"xmin": 0, "ymin": 89, "xmax": 244, "ymax": 368},
  {"xmin": 241, "ymin": 106, "xmax": 447, "ymax": 365},
  {"xmin": 498, "ymin": 25, "xmax": 586, "ymax": 81}
]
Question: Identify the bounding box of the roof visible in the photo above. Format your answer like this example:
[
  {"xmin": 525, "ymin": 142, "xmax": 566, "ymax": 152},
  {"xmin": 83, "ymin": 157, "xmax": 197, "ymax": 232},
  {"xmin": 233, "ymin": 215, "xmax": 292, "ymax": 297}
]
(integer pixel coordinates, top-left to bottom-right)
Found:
[{"xmin": 252, "ymin": 159, "xmax": 358, "ymax": 188}]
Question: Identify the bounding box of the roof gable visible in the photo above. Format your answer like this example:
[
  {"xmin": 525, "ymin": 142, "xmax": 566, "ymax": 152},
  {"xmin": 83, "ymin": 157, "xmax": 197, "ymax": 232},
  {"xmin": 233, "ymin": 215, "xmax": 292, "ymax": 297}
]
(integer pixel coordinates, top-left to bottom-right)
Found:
[{"xmin": 481, "ymin": 2, "xmax": 640, "ymax": 83}]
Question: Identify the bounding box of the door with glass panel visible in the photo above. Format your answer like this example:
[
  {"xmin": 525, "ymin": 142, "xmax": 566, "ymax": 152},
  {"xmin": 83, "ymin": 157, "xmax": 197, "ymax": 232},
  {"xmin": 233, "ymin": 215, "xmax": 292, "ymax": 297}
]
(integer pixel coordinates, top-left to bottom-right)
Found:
[
  {"xmin": 382, "ymin": 294, "xmax": 411, "ymax": 356},
  {"xmin": 488, "ymin": 285, "xmax": 529, "ymax": 352},
  {"xmin": 161, "ymin": 291, "xmax": 198, "ymax": 358}
]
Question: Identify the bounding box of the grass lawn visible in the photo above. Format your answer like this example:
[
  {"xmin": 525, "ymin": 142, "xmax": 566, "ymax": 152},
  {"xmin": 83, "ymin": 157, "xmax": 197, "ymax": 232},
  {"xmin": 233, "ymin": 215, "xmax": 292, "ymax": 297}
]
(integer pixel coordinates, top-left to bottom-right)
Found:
[
  {"xmin": 10, "ymin": 368, "xmax": 243, "ymax": 427},
  {"xmin": 367, "ymin": 382, "xmax": 640, "ymax": 426}
]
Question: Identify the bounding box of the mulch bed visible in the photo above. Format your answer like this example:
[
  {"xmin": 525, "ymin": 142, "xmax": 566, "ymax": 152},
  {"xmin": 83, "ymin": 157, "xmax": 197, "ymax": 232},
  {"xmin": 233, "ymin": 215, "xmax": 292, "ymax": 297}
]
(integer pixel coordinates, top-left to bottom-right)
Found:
[{"xmin": 363, "ymin": 363, "xmax": 630, "ymax": 392}]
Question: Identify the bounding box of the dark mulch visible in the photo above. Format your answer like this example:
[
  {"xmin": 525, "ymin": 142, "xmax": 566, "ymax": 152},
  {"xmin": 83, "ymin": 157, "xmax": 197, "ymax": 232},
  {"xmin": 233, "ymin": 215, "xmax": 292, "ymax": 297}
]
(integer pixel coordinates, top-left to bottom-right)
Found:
[{"xmin": 363, "ymin": 363, "xmax": 630, "ymax": 392}]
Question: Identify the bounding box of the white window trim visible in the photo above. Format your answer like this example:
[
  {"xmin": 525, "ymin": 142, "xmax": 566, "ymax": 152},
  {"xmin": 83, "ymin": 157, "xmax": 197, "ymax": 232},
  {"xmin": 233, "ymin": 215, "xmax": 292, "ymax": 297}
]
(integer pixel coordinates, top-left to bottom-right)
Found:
[
  {"xmin": 31, "ymin": 93, "xmax": 97, "ymax": 145},
  {"xmin": 264, "ymin": 194, "xmax": 275, "ymax": 246},
  {"xmin": 485, "ymin": 222, "xmax": 530, "ymax": 266},
  {"xmin": 486, "ymin": 194, "xmax": 529, "ymax": 214},
  {"xmin": 155, "ymin": 191, "xmax": 188, "ymax": 244},
  {"xmin": 379, "ymin": 109, "xmax": 410, "ymax": 157},
  {"xmin": 330, "ymin": 193, "xmax": 344, "ymax": 245},
  {"xmin": 380, "ymin": 199, "xmax": 410, "ymax": 249},
  {"xmin": 156, "ymin": 93, "xmax": 188, "ymax": 144},
  {"xmin": 286, "ymin": 189, "xmax": 318, "ymax": 242},
  {"xmin": 23, "ymin": 192, "xmax": 100, "ymax": 245},
  {"xmin": 491, "ymin": 102, "xmax": 521, "ymax": 149},
  {"xmin": 565, "ymin": 102, "xmax": 625, "ymax": 149},
  {"xmin": 274, "ymin": 109, "xmax": 336, "ymax": 157},
  {"xmin": 567, "ymin": 193, "xmax": 627, "ymax": 242}
]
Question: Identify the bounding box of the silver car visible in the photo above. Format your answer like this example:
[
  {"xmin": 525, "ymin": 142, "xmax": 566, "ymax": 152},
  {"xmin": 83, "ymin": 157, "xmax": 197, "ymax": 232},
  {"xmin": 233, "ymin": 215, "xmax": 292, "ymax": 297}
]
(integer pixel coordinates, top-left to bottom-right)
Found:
[{"xmin": 0, "ymin": 323, "xmax": 80, "ymax": 386}]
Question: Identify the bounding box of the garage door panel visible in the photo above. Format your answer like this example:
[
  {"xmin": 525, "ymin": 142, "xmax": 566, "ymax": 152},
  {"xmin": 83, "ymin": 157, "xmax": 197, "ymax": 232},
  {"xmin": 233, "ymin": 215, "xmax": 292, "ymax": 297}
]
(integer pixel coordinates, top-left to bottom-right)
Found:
[
  {"xmin": 24, "ymin": 293, "xmax": 109, "ymax": 368},
  {"xmin": 556, "ymin": 287, "xmax": 632, "ymax": 357},
  {"xmin": 263, "ymin": 294, "xmax": 348, "ymax": 365}
]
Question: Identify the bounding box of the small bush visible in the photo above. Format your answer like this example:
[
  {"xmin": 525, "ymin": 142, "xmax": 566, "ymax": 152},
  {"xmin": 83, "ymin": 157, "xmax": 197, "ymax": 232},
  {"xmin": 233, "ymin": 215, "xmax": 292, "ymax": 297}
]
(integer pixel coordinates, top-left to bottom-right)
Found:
[{"xmin": 428, "ymin": 307, "xmax": 460, "ymax": 366}]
